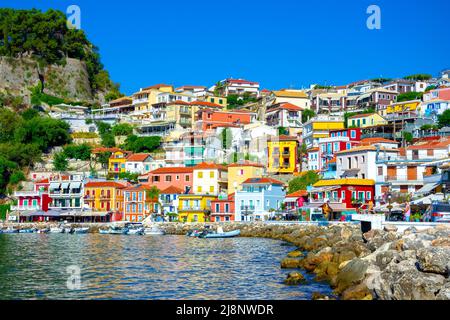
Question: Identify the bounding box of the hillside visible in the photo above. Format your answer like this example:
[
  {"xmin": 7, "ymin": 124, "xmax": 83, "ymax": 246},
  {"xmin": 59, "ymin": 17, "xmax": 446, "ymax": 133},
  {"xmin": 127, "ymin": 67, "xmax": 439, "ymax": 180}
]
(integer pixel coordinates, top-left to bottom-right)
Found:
[{"xmin": 0, "ymin": 8, "xmax": 122, "ymax": 108}]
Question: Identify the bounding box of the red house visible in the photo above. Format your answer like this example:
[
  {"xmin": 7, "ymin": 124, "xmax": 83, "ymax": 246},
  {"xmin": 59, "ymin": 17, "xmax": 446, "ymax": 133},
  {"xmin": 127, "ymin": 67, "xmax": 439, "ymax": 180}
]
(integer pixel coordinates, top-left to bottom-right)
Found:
[
  {"xmin": 12, "ymin": 178, "xmax": 51, "ymax": 214},
  {"xmin": 145, "ymin": 167, "xmax": 193, "ymax": 194},
  {"xmin": 284, "ymin": 190, "xmax": 308, "ymax": 212},
  {"xmin": 329, "ymin": 128, "xmax": 361, "ymax": 142},
  {"xmin": 211, "ymin": 194, "xmax": 235, "ymax": 222},
  {"xmin": 196, "ymin": 108, "xmax": 255, "ymax": 131}
]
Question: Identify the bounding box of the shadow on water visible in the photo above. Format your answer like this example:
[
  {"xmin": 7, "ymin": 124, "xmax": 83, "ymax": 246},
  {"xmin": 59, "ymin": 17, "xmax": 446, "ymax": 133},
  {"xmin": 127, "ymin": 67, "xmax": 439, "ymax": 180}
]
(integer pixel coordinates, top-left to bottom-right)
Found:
[{"xmin": 0, "ymin": 234, "xmax": 333, "ymax": 300}]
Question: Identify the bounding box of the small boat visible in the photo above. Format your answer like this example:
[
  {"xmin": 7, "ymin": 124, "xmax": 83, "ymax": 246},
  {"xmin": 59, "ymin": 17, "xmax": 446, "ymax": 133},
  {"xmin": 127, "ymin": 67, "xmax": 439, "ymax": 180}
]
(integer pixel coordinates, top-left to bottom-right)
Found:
[
  {"xmin": 49, "ymin": 227, "xmax": 65, "ymax": 233},
  {"xmin": 144, "ymin": 227, "xmax": 165, "ymax": 235},
  {"xmin": 19, "ymin": 228, "xmax": 36, "ymax": 233},
  {"xmin": 36, "ymin": 228, "xmax": 50, "ymax": 234},
  {"xmin": 104, "ymin": 226, "xmax": 129, "ymax": 235},
  {"xmin": 64, "ymin": 227, "xmax": 73, "ymax": 234},
  {"xmin": 98, "ymin": 228, "xmax": 111, "ymax": 234},
  {"xmin": 186, "ymin": 229, "xmax": 202, "ymax": 237},
  {"xmin": 125, "ymin": 223, "xmax": 144, "ymax": 235},
  {"xmin": 198, "ymin": 229, "xmax": 240, "ymax": 239},
  {"xmin": 73, "ymin": 227, "xmax": 89, "ymax": 234},
  {"xmin": 2, "ymin": 227, "xmax": 19, "ymax": 234}
]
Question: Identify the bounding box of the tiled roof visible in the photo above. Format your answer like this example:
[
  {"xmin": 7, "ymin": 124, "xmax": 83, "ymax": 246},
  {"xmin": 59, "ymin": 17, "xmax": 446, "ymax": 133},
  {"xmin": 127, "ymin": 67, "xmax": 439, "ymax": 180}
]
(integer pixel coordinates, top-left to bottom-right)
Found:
[
  {"xmin": 348, "ymin": 113, "xmax": 379, "ymax": 119},
  {"xmin": 267, "ymin": 102, "xmax": 304, "ymax": 112},
  {"xmin": 85, "ymin": 181, "xmax": 127, "ymax": 188},
  {"xmin": 407, "ymin": 139, "xmax": 450, "ymax": 150},
  {"xmin": 160, "ymin": 186, "xmax": 184, "ymax": 194},
  {"xmin": 314, "ymin": 179, "xmax": 375, "ymax": 187},
  {"xmin": 190, "ymin": 101, "xmax": 223, "ymax": 108},
  {"xmin": 167, "ymin": 100, "xmax": 191, "ymax": 106},
  {"xmin": 286, "ymin": 190, "xmax": 308, "ymax": 198},
  {"xmin": 242, "ymin": 177, "xmax": 285, "ymax": 185},
  {"xmin": 277, "ymin": 135, "xmax": 299, "ymax": 141},
  {"xmin": 360, "ymin": 138, "xmax": 398, "ymax": 145},
  {"xmin": 335, "ymin": 146, "xmax": 399, "ymax": 154},
  {"xmin": 149, "ymin": 167, "xmax": 194, "ymax": 174},
  {"xmin": 193, "ymin": 162, "xmax": 228, "ymax": 171},
  {"xmin": 228, "ymin": 161, "xmax": 264, "ymax": 168},
  {"xmin": 142, "ymin": 84, "xmax": 173, "ymax": 90},
  {"xmin": 272, "ymin": 90, "xmax": 308, "ymax": 98},
  {"xmin": 35, "ymin": 178, "xmax": 49, "ymax": 184},
  {"xmin": 127, "ymin": 153, "xmax": 152, "ymax": 162},
  {"xmin": 225, "ymin": 79, "xmax": 259, "ymax": 85}
]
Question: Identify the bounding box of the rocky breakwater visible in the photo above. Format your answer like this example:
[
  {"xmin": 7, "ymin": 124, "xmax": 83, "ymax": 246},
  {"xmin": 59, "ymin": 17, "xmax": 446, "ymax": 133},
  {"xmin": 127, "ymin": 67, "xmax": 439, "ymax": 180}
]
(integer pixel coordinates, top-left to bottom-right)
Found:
[{"xmin": 155, "ymin": 222, "xmax": 450, "ymax": 300}]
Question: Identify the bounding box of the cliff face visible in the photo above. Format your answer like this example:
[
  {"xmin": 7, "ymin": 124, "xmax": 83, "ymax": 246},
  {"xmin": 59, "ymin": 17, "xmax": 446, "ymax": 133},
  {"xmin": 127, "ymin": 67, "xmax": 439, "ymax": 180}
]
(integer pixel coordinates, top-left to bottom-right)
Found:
[{"xmin": 0, "ymin": 56, "xmax": 105, "ymax": 105}]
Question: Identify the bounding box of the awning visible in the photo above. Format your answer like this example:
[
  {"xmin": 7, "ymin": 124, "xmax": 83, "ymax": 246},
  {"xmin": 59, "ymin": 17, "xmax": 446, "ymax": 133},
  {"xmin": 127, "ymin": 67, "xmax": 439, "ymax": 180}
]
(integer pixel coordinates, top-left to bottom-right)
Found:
[
  {"xmin": 49, "ymin": 182, "xmax": 60, "ymax": 190},
  {"xmin": 416, "ymin": 183, "xmax": 440, "ymax": 195},
  {"xmin": 310, "ymin": 186, "xmax": 340, "ymax": 193},
  {"xmin": 300, "ymin": 203, "xmax": 323, "ymax": 209},
  {"xmin": 71, "ymin": 182, "xmax": 82, "ymax": 189},
  {"xmin": 61, "ymin": 182, "xmax": 70, "ymax": 189}
]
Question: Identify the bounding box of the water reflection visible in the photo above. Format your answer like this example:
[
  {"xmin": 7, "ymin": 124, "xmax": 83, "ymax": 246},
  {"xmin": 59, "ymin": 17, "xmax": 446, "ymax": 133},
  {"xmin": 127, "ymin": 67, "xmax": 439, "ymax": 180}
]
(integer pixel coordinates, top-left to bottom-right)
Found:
[{"xmin": 0, "ymin": 234, "xmax": 332, "ymax": 300}]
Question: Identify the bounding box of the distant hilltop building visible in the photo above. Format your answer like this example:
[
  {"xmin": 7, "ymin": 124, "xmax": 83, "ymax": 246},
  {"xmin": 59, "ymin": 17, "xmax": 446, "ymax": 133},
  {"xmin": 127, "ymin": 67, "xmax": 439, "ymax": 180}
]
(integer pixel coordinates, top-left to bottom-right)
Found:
[{"xmin": 215, "ymin": 78, "xmax": 260, "ymax": 97}]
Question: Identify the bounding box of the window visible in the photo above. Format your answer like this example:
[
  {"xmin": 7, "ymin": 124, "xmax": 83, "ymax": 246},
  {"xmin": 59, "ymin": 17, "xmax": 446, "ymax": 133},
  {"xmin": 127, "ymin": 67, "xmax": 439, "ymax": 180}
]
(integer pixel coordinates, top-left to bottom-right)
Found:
[
  {"xmin": 126, "ymin": 204, "xmax": 130, "ymax": 212},
  {"xmin": 378, "ymin": 167, "xmax": 383, "ymax": 175},
  {"xmin": 240, "ymin": 169, "xmax": 244, "ymax": 176},
  {"xmin": 198, "ymin": 172, "xmax": 203, "ymax": 178},
  {"xmin": 197, "ymin": 186, "xmax": 202, "ymax": 193},
  {"xmin": 341, "ymin": 191, "xmax": 345, "ymax": 200},
  {"xmin": 209, "ymin": 186, "xmax": 214, "ymax": 193},
  {"xmin": 225, "ymin": 203, "xmax": 230, "ymax": 213},
  {"xmin": 165, "ymin": 175, "xmax": 172, "ymax": 182},
  {"xmin": 351, "ymin": 130, "xmax": 356, "ymax": 138},
  {"xmin": 138, "ymin": 192, "xmax": 142, "ymax": 201},
  {"xmin": 176, "ymin": 175, "xmax": 180, "ymax": 180},
  {"xmin": 132, "ymin": 192, "xmax": 136, "ymax": 201},
  {"xmin": 185, "ymin": 175, "xmax": 190, "ymax": 181},
  {"xmin": 367, "ymin": 192, "xmax": 372, "ymax": 200},
  {"xmin": 210, "ymin": 171, "xmax": 214, "ymax": 178},
  {"xmin": 362, "ymin": 119, "xmax": 366, "ymax": 125},
  {"xmin": 358, "ymin": 191, "xmax": 365, "ymax": 201},
  {"xmin": 138, "ymin": 204, "xmax": 142, "ymax": 212},
  {"xmin": 215, "ymin": 203, "xmax": 220, "ymax": 212},
  {"xmin": 132, "ymin": 204, "xmax": 136, "ymax": 212}
]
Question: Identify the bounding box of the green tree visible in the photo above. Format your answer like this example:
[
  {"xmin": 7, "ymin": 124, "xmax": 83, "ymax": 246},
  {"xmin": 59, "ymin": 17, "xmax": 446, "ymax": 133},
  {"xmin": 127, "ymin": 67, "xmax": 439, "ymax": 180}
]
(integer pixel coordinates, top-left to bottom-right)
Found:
[
  {"xmin": 302, "ymin": 109, "xmax": 316, "ymax": 123},
  {"xmin": 402, "ymin": 131, "xmax": 413, "ymax": 144},
  {"xmin": 404, "ymin": 74, "xmax": 432, "ymax": 81},
  {"xmin": 20, "ymin": 108, "xmax": 40, "ymax": 120},
  {"xmin": 111, "ymin": 123, "xmax": 134, "ymax": 136},
  {"xmin": 438, "ymin": 109, "xmax": 450, "ymax": 128},
  {"xmin": 63, "ymin": 143, "xmax": 92, "ymax": 160},
  {"xmin": 288, "ymin": 171, "xmax": 320, "ymax": 194},
  {"xmin": 117, "ymin": 172, "xmax": 139, "ymax": 183},
  {"xmin": 0, "ymin": 157, "xmax": 18, "ymax": 194},
  {"xmin": 396, "ymin": 91, "xmax": 423, "ymax": 102},
  {"xmin": 122, "ymin": 135, "xmax": 161, "ymax": 153},
  {"xmin": 53, "ymin": 152, "xmax": 68, "ymax": 171}
]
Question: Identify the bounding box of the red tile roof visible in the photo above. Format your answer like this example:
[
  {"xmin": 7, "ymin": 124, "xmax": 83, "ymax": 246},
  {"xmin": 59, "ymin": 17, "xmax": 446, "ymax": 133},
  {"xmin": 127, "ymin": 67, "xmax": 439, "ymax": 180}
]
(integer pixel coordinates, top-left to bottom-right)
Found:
[
  {"xmin": 407, "ymin": 139, "xmax": 450, "ymax": 150},
  {"xmin": 142, "ymin": 84, "xmax": 173, "ymax": 90},
  {"xmin": 160, "ymin": 186, "xmax": 184, "ymax": 194},
  {"xmin": 35, "ymin": 178, "xmax": 49, "ymax": 184},
  {"xmin": 193, "ymin": 162, "xmax": 228, "ymax": 171},
  {"xmin": 242, "ymin": 177, "xmax": 285, "ymax": 185},
  {"xmin": 278, "ymin": 135, "xmax": 299, "ymax": 141},
  {"xmin": 190, "ymin": 101, "xmax": 223, "ymax": 108},
  {"xmin": 127, "ymin": 153, "xmax": 152, "ymax": 162},
  {"xmin": 286, "ymin": 190, "xmax": 308, "ymax": 198},
  {"xmin": 225, "ymin": 78, "xmax": 259, "ymax": 85},
  {"xmin": 268, "ymin": 102, "xmax": 303, "ymax": 112},
  {"xmin": 167, "ymin": 100, "xmax": 191, "ymax": 106},
  {"xmin": 361, "ymin": 138, "xmax": 398, "ymax": 145},
  {"xmin": 149, "ymin": 167, "xmax": 194, "ymax": 174},
  {"xmin": 85, "ymin": 181, "xmax": 128, "ymax": 188}
]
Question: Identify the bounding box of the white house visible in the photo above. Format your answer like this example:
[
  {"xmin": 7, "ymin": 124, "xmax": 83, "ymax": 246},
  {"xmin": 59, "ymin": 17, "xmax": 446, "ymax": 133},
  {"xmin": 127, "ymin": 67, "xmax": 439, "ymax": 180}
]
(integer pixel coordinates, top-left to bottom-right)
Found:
[{"xmin": 125, "ymin": 154, "xmax": 154, "ymax": 174}]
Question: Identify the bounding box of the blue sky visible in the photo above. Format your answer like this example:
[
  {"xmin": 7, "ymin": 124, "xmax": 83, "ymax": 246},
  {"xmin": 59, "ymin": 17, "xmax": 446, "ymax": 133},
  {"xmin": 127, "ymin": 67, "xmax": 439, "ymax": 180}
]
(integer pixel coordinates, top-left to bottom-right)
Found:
[{"xmin": 5, "ymin": 0, "xmax": 450, "ymax": 95}]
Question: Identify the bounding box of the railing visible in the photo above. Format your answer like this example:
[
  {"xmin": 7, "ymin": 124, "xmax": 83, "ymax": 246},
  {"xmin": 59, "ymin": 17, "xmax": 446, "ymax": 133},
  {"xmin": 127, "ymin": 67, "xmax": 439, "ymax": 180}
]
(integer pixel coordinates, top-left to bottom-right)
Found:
[
  {"xmin": 49, "ymin": 191, "xmax": 83, "ymax": 197},
  {"xmin": 181, "ymin": 207, "xmax": 203, "ymax": 211},
  {"xmin": 10, "ymin": 205, "xmax": 40, "ymax": 211},
  {"xmin": 240, "ymin": 206, "xmax": 256, "ymax": 210},
  {"xmin": 310, "ymin": 198, "xmax": 343, "ymax": 203},
  {"xmin": 384, "ymin": 175, "xmax": 423, "ymax": 182}
]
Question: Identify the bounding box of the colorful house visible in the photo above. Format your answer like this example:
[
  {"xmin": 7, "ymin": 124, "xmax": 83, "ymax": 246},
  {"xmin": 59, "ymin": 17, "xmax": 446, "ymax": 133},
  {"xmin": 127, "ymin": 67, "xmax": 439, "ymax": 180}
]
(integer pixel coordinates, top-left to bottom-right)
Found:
[
  {"xmin": 267, "ymin": 135, "xmax": 299, "ymax": 174},
  {"xmin": 108, "ymin": 150, "xmax": 131, "ymax": 179},
  {"xmin": 123, "ymin": 184, "xmax": 160, "ymax": 222},
  {"xmin": 211, "ymin": 193, "xmax": 235, "ymax": 222},
  {"xmin": 347, "ymin": 113, "xmax": 387, "ymax": 128},
  {"xmin": 145, "ymin": 167, "xmax": 193, "ymax": 194},
  {"xmin": 302, "ymin": 116, "xmax": 345, "ymax": 149},
  {"xmin": 11, "ymin": 178, "xmax": 51, "ymax": 213},
  {"xmin": 310, "ymin": 178, "xmax": 375, "ymax": 214},
  {"xmin": 284, "ymin": 190, "xmax": 308, "ymax": 215},
  {"xmin": 48, "ymin": 174, "xmax": 84, "ymax": 210},
  {"xmin": 227, "ymin": 161, "xmax": 265, "ymax": 194},
  {"xmin": 125, "ymin": 153, "xmax": 153, "ymax": 174},
  {"xmin": 159, "ymin": 186, "xmax": 184, "ymax": 221},
  {"xmin": 270, "ymin": 90, "xmax": 311, "ymax": 109},
  {"xmin": 234, "ymin": 177, "xmax": 286, "ymax": 221},
  {"xmin": 265, "ymin": 102, "xmax": 303, "ymax": 129},
  {"xmin": 177, "ymin": 194, "xmax": 217, "ymax": 222},
  {"xmin": 193, "ymin": 162, "xmax": 228, "ymax": 196},
  {"xmin": 196, "ymin": 108, "xmax": 255, "ymax": 131},
  {"xmin": 84, "ymin": 181, "xmax": 128, "ymax": 215}
]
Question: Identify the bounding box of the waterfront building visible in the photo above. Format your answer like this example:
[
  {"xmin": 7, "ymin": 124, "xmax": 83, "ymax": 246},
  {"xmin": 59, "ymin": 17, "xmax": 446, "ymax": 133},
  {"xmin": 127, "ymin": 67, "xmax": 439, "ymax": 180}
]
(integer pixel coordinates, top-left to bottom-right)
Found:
[
  {"xmin": 211, "ymin": 193, "xmax": 235, "ymax": 222},
  {"xmin": 309, "ymin": 178, "xmax": 375, "ymax": 214},
  {"xmin": 347, "ymin": 113, "xmax": 388, "ymax": 128},
  {"xmin": 267, "ymin": 135, "xmax": 299, "ymax": 174},
  {"xmin": 270, "ymin": 90, "xmax": 311, "ymax": 109},
  {"xmin": 84, "ymin": 181, "xmax": 128, "ymax": 214},
  {"xmin": 11, "ymin": 178, "xmax": 51, "ymax": 213},
  {"xmin": 227, "ymin": 161, "xmax": 265, "ymax": 195},
  {"xmin": 123, "ymin": 184, "xmax": 160, "ymax": 222},
  {"xmin": 177, "ymin": 194, "xmax": 217, "ymax": 222},
  {"xmin": 283, "ymin": 190, "xmax": 308, "ymax": 216},
  {"xmin": 108, "ymin": 150, "xmax": 132, "ymax": 179},
  {"xmin": 192, "ymin": 162, "xmax": 228, "ymax": 196},
  {"xmin": 234, "ymin": 177, "xmax": 286, "ymax": 222},
  {"xmin": 159, "ymin": 186, "xmax": 184, "ymax": 221},
  {"xmin": 302, "ymin": 116, "xmax": 345, "ymax": 149},
  {"xmin": 265, "ymin": 102, "xmax": 303, "ymax": 129},
  {"xmin": 48, "ymin": 174, "xmax": 84, "ymax": 210},
  {"xmin": 145, "ymin": 167, "xmax": 193, "ymax": 194}
]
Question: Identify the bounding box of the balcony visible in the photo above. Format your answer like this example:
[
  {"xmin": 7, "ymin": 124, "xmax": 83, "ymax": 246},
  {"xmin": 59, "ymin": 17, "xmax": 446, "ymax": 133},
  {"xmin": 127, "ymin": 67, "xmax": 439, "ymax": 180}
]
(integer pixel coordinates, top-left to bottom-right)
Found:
[
  {"xmin": 50, "ymin": 191, "xmax": 82, "ymax": 197},
  {"xmin": 240, "ymin": 205, "xmax": 256, "ymax": 211},
  {"xmin": 13, "ymin": 191, "xmax": 40, "ymax": 197},
  {"xmin": 383, "ymin": 175, "xmax": 423, "ymax": 184},
  {"xmin": 310, "ymin": 198, "xmax": 343, "ymax": 204},
  {"xmin": 10, "ymin": 205, "xmax": 40, "ymax": 211},
  {"xmin": 181, "ymin": 206, "xmax": 203, "ymax": 211}
]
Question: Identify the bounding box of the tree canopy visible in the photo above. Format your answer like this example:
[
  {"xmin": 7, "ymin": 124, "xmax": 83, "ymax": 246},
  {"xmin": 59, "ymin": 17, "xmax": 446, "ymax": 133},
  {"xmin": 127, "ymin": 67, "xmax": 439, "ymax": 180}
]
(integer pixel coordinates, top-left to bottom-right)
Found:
[
  {"xmin": 403, "ymin": 74, "xmax": 432, "ymax": 81},
  {"xmin": 288, "ymin": 171, "xmax": 320, "ymax": 194},
  {"xmin": 121, "ymin": 135, "xmax": 161, "ymax": 153},
  {"xmin": 396, "ymin": 91, "xmax": 423, "ymax": 103},
  {"xmin": 438, "ymin": 109, "xmax": 450, "ymax": 128}
]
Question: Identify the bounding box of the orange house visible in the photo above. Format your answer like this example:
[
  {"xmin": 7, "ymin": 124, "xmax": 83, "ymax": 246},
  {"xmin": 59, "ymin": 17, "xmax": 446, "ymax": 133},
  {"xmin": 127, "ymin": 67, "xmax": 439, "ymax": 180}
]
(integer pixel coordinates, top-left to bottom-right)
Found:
[
  {"xmin": 123, "ymin": 184, "xmax": 160, "ymax": 222},
  {"xmin": 196, "ymin": 108, "xmax": 255, "ymax": 131}
]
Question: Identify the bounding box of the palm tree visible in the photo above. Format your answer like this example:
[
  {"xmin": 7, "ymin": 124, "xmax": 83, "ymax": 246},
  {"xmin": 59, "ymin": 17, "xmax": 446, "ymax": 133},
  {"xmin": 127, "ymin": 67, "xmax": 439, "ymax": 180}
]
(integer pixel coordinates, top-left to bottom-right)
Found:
[{"xmin": 146, "ymin": 186, "xmax": 161, "ymax": 221}]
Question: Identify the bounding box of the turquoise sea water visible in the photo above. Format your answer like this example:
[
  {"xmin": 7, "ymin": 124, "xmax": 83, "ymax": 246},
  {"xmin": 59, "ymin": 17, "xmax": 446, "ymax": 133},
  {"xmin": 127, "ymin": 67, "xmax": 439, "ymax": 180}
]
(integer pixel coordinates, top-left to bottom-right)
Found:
[{"xmin": 0, "ymin": 234, "xmax": 333, "ymax": 300}]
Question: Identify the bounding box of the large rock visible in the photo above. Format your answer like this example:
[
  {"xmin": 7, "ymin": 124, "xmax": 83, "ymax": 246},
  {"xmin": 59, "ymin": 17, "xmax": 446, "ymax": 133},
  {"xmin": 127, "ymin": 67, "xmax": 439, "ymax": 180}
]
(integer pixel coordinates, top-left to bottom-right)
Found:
[
  {"xmin": 280, "ymin": 257, "xmax": 302, "ymax": 269},
  {"xmin": 417, "ymin": 247, "xmax": 450, "ymax": 276},
  {"xmin": 287, "ymin": 250, "xmax": 304, "ymax": 258},
  {"xmin": 284, "ymin": 271, "xmax": 305, "ymax": 285},
  {"xmin": 431, "ymin": 238, "xmax": 450, "ymax": 248},
  {"xmin": 335, "ymin": 258, "xmax": 369, "ymax": 293}
]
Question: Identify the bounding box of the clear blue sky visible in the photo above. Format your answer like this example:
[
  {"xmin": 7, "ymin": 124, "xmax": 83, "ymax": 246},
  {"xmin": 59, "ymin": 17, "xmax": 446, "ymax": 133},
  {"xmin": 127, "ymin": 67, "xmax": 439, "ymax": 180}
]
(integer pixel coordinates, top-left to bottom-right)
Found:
[{"xmin": 6, "ymin": 0, "xmax": 450, "ymax": 95}]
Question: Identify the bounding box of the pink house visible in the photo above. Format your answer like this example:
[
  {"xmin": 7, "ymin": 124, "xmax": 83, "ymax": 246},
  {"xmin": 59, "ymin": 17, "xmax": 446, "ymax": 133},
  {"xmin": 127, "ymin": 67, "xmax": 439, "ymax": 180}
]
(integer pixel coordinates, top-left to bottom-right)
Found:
[
  {"xmin": 145, "ymin": 167, "xmax": 193, "ymax": 193},
  {"xmin": 211, "ymin": 194, "xmax": 235, "ymax": 222},
  {"xmin": 284, "ymin": 190, "xmax": 308, "ymax": 213},
  {"xmin": 12, "ymin": 178, "xmax": 51, "ymax": 214}
]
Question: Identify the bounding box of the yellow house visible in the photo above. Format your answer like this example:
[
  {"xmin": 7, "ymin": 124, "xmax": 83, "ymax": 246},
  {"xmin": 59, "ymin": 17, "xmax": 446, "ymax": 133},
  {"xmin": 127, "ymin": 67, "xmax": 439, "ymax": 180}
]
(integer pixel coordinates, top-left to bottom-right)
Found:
[
  {"xmin": 347, "ymin": 113, "xmax": 387, "ymax": 128},
  {"xmin": 271, "ymin": 90, "xmax": 311, "ymax": 109},
  {"xmin": 267, "ymin": 135, "xmax": 298, "ymax": 174},
  {"xmin": 302, "ymin": 116, "xmax": 345, "ymax": 149},
  {"xmin": 178, "ymin": 194, "xmax": 218, "ymax": 222},
  {"xmin": 201, "ymin": 95, "xmax": 227, "ymax": 108},
  {"xmin": 108, "ymin": 150, "xmax": 131, "ymax": 179},
  {"xmin": 193, "ymin": 162, "xmax": 228, "ymax": 195},
  {"xmin": 227, "ymin": 161, "xmax": 265, "ymax": 194},
  {"xmin": 84, "ymin": 181, "xmax": 127, "ymax": 213},
  {"xmin": 132, "ymin": 84, "xmax": 174, "ymax": 113},
  {"xmin": 166, "ymin": 101, "xmax": 192, "ymax": 129},
  {"xmin": 386, "ymin": 100, "xmax": 421, "ymax": 115}
]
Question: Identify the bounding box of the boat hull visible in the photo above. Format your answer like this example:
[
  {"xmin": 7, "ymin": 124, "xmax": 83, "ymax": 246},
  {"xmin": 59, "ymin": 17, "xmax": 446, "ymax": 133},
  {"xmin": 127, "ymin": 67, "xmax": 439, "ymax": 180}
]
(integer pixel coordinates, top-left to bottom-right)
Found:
[{"xmin": 199, "ymin": 230, "xmax": 241, "ymax": 239}]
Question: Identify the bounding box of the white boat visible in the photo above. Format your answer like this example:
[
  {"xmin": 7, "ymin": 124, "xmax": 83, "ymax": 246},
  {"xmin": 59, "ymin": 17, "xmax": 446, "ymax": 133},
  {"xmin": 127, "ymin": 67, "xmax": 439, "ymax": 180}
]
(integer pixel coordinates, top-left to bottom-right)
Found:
[
  {"xmin": 50, "ymin": 227, "xmax": 65, "ymax": 233},
  {"xmin": 63, "ymin": 227, "xmax": 73, "ymax": 233},
  {"xmin": 144, "ymin": 227, "xmax": 165, "ymax": 235},
  {"xmin": 73, "ymin": 227, "xmax": 89, "ymax": 234},
  {"xmin": 198, "ymin": 229, "xmax": 241, "ymax": 239},
  {"xmin": 36, "ymin": 228, "xmax": 50, "ymax": 234},
  {"xmin": 128, "ymin": 227, "xmax": 144, "ymax": 235}
]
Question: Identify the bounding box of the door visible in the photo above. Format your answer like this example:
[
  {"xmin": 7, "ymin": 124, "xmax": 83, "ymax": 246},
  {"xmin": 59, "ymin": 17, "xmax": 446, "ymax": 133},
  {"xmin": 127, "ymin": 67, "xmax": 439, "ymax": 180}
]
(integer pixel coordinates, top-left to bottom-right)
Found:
[
  {"xmin": 387, "ymin": 166, "xmax": 397, "ymax": 180},
  {"xmin": 407, "ymin": 166, "xmax": 417, "ymax": 180}
]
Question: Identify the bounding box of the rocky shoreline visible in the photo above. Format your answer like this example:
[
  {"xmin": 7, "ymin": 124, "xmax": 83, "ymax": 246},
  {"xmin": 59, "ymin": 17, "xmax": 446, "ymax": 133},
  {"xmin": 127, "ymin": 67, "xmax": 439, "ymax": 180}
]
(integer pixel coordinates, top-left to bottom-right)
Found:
[{"xmin": 2, "ymin": 221, "xmax": 450, "ymax": 300}]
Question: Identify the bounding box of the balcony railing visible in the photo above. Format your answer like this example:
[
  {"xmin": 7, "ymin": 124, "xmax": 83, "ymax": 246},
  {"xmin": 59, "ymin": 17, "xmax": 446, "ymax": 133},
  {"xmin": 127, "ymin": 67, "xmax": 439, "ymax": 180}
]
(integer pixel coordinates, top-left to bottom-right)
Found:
[
  {"xmin": 10, "ymin": 205, "xmax": 40, "ymax": 211},
  {"xmin": 240, "ymin": 206, "xmax": 256, "ymax": 211},
  {"xmin": 383, "ymin": 175, "xmax": 423, "ymax": 182},
  {"xmin": 310, "ymin": 198, "xmax": 343, "ymax": 203},
  {"xmin": 181, "ymin": 206, "xmax": 203, "ymax": 211}
]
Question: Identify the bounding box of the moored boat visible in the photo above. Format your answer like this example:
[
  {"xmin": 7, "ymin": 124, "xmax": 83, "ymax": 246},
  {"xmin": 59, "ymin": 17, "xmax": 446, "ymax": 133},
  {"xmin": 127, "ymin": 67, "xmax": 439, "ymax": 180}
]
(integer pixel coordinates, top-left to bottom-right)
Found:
[
  {"xmin": 36, "ymin": 228, "xmax": 50, "ymax": 234},
  {"xmin": 73, "ymin": 227, "xmax": 89, "ymax": 234},
  {"xmin": 144, "ymin": 226, "xmax": 165, "ymax": 235},
  {"xmin": 198, "ymin": 229, "xmax": 240, "ymax": 239},
  {"xmin": 2, "ymin": 227, "xmax": 19, "ymax": 234},
  {"xmin": 19, "ymin": 228, "xmax": 36, "ymax": 233},
  {"xmin": 49, "ymin": 227, "xmax": 65, "ymax": 233}
]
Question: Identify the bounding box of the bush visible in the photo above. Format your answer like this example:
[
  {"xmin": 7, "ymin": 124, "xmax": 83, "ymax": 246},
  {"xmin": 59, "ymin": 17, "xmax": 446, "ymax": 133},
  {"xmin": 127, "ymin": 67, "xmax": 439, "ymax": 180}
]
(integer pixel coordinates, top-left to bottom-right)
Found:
[
  {"xmin": 53, "ymin": 152, "xmax": 68, "ymax": 171},
  {"xmin": 288, "ymin": 171, "xmax": 320, "ymax": 194},
  {"xmin": 122, "ymin": 135, "xmax": 161, "ymax": 153},
  {"xmin": 63, "ymin": 143, "xmax": 92, "ymax": 160},
  {"xmin": 111, "ymin": 123, "xmax": 134, "ymax": 136}
]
